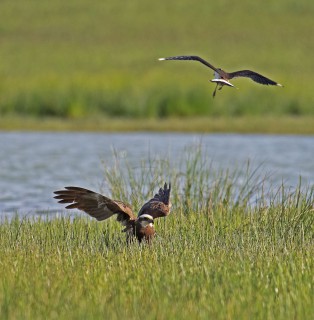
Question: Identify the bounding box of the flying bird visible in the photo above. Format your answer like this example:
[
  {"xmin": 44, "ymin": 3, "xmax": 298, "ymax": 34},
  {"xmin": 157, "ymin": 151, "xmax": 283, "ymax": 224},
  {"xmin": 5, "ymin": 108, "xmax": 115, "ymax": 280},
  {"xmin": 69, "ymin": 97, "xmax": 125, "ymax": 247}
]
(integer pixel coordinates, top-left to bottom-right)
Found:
[
  {"xmin": 54, "ymin": 183, "xmax": 171, "ymax": 243},
  {"xmin": 159, "ymin": 55, "xmax": 282, "ymax": 97}
]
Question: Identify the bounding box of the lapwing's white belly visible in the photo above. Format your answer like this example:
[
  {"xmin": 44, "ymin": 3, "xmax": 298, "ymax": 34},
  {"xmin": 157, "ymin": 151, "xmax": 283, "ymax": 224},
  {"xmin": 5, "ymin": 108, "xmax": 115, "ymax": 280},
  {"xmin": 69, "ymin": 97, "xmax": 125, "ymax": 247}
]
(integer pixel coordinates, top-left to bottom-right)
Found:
[{"xmin": 210, "ymin": 79, "xmax": 235, "ymax": 87}]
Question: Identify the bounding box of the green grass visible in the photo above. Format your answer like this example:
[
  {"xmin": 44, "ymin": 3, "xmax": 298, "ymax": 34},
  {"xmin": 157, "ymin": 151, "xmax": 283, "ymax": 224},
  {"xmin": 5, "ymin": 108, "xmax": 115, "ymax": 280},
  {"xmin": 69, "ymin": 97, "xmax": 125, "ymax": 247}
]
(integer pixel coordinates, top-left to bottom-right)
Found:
[
  {"xmin": 1, "ymin": 209, "xmax": 313, "ymax": 320},
  {"xmin": 1, "ymin": 148, "xmax": 313, "ymax": 319},
  {"xmin": 0, "ymin": 0, "xmax": 314, "ymax": 121},
  {"xmin": 1, "ymin": 115, "xmax": 314, "ymax": 134}
]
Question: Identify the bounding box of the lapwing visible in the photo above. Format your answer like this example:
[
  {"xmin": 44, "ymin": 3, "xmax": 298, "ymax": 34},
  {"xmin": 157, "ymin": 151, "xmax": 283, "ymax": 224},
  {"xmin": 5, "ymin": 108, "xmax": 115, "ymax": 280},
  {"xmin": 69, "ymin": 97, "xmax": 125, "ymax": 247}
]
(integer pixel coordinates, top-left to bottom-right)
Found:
[{"xmin": 159, "ymin": 55, "xmax": 282, "ymax": 97}]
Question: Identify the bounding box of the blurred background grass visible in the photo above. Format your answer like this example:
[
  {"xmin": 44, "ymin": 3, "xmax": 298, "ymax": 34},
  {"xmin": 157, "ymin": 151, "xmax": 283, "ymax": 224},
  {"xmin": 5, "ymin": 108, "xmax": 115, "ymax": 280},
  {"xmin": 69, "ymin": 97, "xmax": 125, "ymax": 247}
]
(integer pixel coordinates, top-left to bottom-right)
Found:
[{"xmin": 0, "ymin": 0, "xmax": 313, "ymax": 120}]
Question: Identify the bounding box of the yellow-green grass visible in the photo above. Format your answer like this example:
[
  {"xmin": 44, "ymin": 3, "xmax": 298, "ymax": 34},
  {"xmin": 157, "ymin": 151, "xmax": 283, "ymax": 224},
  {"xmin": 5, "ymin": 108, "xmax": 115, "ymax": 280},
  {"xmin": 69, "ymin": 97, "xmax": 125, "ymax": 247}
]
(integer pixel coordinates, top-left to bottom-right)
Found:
[
  {"xmin": 1, "ymin": 115, "xmax": 314, "ymax": 134},
  {"xmin": 0, "ymin": 0, "xmax": 313, "ymax": 120},
  {"xmin": 1, "ymin": 147, "xmax": 314, "ymax": 319},
  {"xmin": 1, "ymin": 207, "xmax": 313, "ymax": 320}
]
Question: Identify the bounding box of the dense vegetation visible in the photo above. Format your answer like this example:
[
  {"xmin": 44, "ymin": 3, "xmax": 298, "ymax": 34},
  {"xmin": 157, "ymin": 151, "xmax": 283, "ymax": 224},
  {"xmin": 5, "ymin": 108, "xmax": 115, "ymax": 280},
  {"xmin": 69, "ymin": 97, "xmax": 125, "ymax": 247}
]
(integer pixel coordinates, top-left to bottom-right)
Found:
[
  {"xmin": 0, "ymin": 0, "xmax": 313, "ymax": 120},
  {"xmin": 1, "ymin": 150, "xmax": 313, "ymax": 319}
]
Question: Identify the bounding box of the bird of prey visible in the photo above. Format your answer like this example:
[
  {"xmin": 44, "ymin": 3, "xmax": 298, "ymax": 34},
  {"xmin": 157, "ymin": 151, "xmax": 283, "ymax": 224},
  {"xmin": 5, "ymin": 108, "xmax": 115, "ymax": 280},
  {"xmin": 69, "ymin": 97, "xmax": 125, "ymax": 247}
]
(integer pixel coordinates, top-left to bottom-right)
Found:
[
  {"xmin": 54, "ymin": 183, "xmax": 171, "ymax": 243},
  {"xmin": 159, "ymin": 55, "xmax": 282, "ymax": 97}
]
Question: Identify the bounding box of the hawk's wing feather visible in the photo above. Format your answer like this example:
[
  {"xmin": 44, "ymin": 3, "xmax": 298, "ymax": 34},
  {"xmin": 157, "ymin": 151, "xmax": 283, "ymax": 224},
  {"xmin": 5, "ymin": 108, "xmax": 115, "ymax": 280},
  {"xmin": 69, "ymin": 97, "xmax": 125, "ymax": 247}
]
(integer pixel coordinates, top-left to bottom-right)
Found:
[
  {"xmin": 138, "ymin": 183, "xmax": 171, "ymax": 219},
  {"xmin": 54, "ymin": 186, "xmax": 135, "ymax": 224},
  {"xmin": 151, "ymin": 182, "xmax": 171, "ymax": 205},
  {"xmin": 228, "ymin": 70, "xmax": 281, "ymax": 86}
]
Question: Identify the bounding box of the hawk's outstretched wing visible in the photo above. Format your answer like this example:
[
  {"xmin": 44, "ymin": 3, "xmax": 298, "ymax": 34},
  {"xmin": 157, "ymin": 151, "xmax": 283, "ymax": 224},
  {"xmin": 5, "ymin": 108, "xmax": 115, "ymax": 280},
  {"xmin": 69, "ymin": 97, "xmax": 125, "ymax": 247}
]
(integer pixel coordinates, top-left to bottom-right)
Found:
[
  {"xmin": 228, "ymin": 70, "xmax": 282, "ymax": 86},
  {"xmin": 137, "ymin": 183, "xmax": 171, "ymax": 219},
  {"xmin": 54, "ymin": 186, "xmax": 135, "ymax": 225},
  {"xmin": 159, "ymin": 55, "xmax": 219, "ymax": 73}
]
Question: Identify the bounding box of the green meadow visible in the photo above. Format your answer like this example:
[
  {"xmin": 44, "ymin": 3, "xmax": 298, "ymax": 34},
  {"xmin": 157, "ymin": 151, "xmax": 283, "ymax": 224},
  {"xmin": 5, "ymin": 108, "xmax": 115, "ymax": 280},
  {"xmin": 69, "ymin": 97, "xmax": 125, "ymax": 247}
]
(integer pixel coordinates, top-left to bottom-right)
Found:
[
  {"xmin": 0, "ymin": 0, "xmax": 314, "ymax": 131},
  {"xmin": 1, "ymin": 151, "xmax": 314, "ymax": 319}
]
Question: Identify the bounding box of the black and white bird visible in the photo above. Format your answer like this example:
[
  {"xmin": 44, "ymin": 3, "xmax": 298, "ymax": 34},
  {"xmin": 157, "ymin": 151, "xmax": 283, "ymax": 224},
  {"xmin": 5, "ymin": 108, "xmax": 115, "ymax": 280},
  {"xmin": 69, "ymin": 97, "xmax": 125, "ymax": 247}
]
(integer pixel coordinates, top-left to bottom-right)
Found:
[
  {"xmin": 159, "ymin": 55, "xmax": 282, "ymax": 97},
  {"xmin": 54, "ymin": 183, "xmax": 171, "ymax": 243}
]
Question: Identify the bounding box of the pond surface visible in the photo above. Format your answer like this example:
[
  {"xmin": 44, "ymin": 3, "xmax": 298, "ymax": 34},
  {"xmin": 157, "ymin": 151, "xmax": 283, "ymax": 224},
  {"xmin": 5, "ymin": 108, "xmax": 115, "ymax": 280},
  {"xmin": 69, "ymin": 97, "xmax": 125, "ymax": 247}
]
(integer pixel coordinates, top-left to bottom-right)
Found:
[{"xmin": 0, "ymin": 132, "xmax": 313, "ymax": 217}]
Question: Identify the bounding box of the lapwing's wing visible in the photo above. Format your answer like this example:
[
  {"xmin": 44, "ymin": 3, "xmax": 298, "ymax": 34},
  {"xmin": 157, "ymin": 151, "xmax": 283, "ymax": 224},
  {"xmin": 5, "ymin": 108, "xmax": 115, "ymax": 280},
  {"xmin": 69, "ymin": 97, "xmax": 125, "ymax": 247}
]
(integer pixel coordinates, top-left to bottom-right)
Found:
[
  {"xmin": 159, "ymin": 55, "xmax": 219, "ymax": 73},
  {"xmin": 137, "ymin": 183, "xmax": 171, "ymax": 219},
  {"xmin": 228, "ymin": 70, "xmax": 282, "ymax": 86},
  {"xmin": 54, "ymin": 186, "xmax": 135, "ymax": 225}
]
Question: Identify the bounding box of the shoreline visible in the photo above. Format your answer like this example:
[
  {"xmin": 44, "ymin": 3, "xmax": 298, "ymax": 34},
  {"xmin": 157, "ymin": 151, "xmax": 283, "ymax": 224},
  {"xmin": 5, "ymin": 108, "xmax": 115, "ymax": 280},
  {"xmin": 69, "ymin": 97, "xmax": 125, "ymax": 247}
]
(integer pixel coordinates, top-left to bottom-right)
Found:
[{"xmin": 1, "ymin": 115, "xmax": 314, "ymax": 135}]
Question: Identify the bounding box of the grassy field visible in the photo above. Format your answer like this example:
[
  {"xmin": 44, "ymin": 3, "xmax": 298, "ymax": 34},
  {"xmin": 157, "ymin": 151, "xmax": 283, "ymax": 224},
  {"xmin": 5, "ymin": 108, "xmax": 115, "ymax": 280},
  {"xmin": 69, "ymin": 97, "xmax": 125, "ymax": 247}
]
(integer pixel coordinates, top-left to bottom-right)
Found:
[
  {"xmin": 0, "ymin": 0, "xmax": 314, "ymax": 125},
  {"xmin": 1, "ymin": 152, "xmax": 313, "ymax": 319}
]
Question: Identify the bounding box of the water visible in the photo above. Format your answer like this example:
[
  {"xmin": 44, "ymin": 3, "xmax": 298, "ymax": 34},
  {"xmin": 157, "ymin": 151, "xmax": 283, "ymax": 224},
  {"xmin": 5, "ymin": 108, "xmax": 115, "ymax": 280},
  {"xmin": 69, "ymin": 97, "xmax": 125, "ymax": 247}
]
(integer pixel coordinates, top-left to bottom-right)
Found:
[{"xmin": 0, "ymin": 132, "xmax": 313, "ymax": 217}]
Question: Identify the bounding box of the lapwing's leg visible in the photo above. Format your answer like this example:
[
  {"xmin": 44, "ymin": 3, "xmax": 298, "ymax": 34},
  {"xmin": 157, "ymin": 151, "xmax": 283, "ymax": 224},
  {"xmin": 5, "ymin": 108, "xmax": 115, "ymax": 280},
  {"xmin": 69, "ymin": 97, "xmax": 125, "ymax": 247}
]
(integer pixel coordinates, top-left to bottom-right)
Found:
[{"xmin": 213, "ymin": 83, "xmax": 218, "ymax": 98}]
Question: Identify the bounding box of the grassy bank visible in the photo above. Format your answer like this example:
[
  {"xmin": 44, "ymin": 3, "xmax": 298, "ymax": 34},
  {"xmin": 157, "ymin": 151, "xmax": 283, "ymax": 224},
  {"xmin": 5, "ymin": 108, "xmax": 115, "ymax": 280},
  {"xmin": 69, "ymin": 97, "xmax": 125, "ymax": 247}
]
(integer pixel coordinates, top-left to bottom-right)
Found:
[
  {"xmin": 1, "ymin": 115, "xmax": 314, "ymax": 134},
  {"xmin": 1, "ymin": 149, "xmax": 314, "ymax": 319},
  {"xmin": 0, "ymin": 0, "xmax": 313, "ymax": 119}
]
